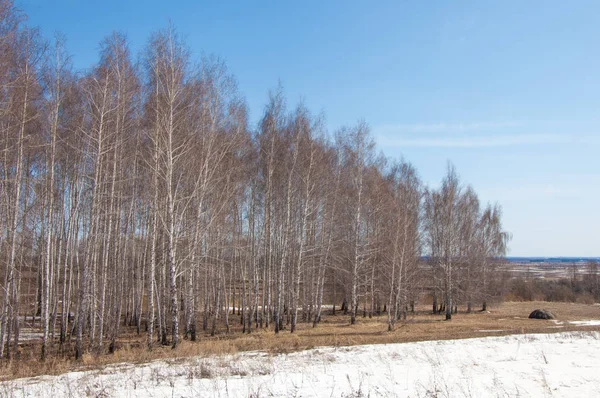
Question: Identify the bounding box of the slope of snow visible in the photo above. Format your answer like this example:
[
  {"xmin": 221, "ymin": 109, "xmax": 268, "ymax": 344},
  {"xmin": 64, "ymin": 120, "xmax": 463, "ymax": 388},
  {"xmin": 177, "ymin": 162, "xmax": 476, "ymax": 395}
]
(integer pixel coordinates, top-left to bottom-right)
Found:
[{"xmin": 4, "ymin": 331, "xmax": 600, "ymax": 397}]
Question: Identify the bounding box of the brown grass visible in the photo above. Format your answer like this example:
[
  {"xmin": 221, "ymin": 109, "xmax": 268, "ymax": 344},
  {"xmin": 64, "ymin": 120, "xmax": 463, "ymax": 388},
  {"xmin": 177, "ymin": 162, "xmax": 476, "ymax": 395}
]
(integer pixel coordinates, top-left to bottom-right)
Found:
[{"xmin": 2, "ymin": 300, "xmax": 599, "ymax": 381}]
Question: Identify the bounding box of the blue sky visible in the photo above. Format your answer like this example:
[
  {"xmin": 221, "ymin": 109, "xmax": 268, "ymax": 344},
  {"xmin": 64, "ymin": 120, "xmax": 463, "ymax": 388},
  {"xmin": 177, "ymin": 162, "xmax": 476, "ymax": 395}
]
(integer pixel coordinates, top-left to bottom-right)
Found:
[{"xmin": 21, "ymin": 0, "xmax": 599, "ymax": 257}]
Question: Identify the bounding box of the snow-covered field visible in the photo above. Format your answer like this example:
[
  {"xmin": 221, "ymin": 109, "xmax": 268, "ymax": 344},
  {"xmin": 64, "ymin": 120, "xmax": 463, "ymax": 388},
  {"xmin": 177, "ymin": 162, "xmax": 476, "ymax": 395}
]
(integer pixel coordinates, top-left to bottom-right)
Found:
[{"xmin": 3, "ymin": 331, "xmax": 600, "ymax": 397}]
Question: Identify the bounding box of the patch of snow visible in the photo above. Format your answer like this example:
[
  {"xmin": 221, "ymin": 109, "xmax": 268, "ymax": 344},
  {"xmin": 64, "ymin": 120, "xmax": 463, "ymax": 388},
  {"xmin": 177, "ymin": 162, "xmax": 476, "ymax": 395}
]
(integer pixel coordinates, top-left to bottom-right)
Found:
[
  {"xmin": 4, "ymin": 332, "xmax": 600, "ymax": 397},
  {"xmin": 568, "ymin": 320, "xmax": 600, "ymax": 326},
  {"xmin": 550, "ymin": 319, "xmax": 600, "ymax": 327},
  {"xmin": 475, "ymin": 329, "xmax": 506, "ymax": 332},
  {"xmin": 17, "ymin": 331, "xmax": 42, "ymax": 342}
]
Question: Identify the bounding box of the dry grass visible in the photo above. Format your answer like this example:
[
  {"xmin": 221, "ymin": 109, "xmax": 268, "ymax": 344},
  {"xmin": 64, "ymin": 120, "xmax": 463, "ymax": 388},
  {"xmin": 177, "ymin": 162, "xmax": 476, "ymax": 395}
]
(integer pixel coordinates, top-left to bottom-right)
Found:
[{"xmin": 2, "ymin": 300, "xmax": 599, "ymax": 381}]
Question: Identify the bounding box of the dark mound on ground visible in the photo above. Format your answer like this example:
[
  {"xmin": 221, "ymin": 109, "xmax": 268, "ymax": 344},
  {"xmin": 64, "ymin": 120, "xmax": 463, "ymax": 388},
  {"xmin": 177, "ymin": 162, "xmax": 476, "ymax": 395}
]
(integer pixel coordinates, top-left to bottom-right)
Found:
[{"xmin": 529, "ymin": 309, "xmax": 555, "ymax": 320}]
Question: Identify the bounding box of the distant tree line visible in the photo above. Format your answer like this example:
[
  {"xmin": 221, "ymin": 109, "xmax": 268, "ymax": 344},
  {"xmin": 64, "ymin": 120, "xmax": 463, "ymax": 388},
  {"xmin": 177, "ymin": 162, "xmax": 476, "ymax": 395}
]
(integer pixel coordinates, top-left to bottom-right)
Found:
[
  {"xmin": 0, "ymin": 0, "xmax": 510, "ymax": 361},
  {"xmin": 507, "ymin": 261, "xmax": 600, "ymax": 303}
]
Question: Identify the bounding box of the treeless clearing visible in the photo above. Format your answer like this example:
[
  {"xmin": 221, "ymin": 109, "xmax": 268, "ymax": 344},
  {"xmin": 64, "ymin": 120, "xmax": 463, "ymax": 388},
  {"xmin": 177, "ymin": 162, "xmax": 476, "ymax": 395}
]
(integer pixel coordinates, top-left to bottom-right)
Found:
[{"xmin": 2, "ymin": 300, "xmax": 599, "ymax": 381}]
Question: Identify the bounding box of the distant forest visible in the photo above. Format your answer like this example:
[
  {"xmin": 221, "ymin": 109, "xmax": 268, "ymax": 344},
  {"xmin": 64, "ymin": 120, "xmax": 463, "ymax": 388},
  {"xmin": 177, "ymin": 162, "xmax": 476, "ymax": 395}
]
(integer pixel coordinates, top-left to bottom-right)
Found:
[{"xmin": 0, "ymin": 0, "xmax": 510, "ymax": 361}]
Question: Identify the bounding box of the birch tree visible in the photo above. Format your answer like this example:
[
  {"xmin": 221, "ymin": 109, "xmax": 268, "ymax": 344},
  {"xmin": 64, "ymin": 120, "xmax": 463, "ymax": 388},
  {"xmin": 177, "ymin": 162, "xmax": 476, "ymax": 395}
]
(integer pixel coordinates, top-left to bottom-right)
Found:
[{"xmin": 424, "ymin": 164, "xmax": 462, "ymax": 321}]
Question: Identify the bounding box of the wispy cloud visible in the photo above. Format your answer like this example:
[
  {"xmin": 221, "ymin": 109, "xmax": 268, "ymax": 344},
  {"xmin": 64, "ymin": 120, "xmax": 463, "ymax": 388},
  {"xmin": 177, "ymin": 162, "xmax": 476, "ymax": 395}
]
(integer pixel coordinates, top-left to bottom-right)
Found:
[
  {"xmin": 480, "ymin": 182, "xmax": 581, "ymax": 202},
  {"xmin": 376, "ymin": 133, "xmax": 567, "ymax": 148},
  {"xmin": 376, "ymin": 121, "xmax": 522, "ymax": 134},
  {"xmin": 373, "ymin": 120, "xmax": 600, "ymax": 148}
]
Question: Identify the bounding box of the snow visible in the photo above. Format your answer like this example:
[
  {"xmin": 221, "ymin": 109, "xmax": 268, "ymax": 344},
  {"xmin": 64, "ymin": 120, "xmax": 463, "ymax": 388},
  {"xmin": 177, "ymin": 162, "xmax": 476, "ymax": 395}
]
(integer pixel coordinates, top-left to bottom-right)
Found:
[
  {"xmin": 551, "ymin": 319, "xmax": 600, "ymax": 327},
  {"xmin": 4, "ymin": 332, "xmax": 600, "ymax": 397},
  {"xmin": 568, "ymin": 320, "xmax": 600, "ymax": 326}
]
